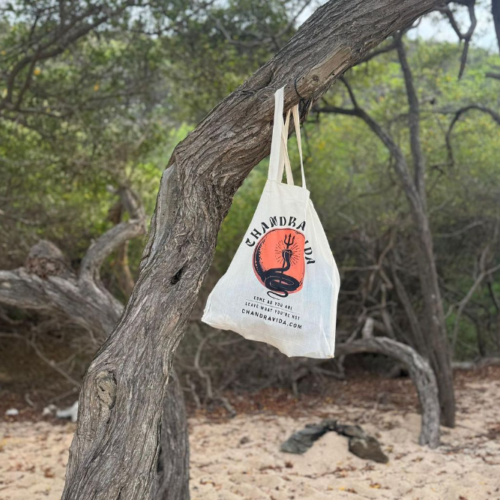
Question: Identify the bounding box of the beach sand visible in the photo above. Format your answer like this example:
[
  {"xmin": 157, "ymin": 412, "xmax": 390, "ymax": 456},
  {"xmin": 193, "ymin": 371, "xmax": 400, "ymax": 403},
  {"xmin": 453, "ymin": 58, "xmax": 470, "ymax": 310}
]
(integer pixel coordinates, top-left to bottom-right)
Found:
[{"xmin": 0, "ymin": 375, "xmax": 499, "ymax": 500}]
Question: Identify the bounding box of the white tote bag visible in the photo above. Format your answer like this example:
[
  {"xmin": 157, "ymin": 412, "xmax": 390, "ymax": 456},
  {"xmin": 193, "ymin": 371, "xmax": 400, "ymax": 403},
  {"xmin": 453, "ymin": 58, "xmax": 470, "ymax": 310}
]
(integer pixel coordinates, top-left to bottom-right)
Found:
[{"xmin": 202, "ymin": 87, "xmax": 340, "ymax": 358}]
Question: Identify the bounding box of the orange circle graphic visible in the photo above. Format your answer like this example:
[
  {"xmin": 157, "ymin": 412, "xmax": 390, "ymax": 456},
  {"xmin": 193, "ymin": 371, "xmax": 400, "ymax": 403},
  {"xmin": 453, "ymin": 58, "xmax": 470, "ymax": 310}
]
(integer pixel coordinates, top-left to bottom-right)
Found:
[{"xmin": 253, "ymin": 228, "xmax": 305, "ymax": 299}]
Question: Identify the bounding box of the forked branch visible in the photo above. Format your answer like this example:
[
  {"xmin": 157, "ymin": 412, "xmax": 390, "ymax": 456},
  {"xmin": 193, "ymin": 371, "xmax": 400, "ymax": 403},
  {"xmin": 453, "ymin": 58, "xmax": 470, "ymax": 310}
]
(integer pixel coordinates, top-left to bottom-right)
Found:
[{"xmin": 437, "ymin": 0, "xmax": 477, "ymax": 79}]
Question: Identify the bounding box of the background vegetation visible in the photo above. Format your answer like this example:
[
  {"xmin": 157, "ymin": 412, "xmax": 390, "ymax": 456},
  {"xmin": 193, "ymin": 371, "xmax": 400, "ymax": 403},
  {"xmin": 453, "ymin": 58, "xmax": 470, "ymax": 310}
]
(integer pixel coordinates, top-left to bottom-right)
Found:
[{"xmin": 1, "ymin": 0, "xmax": 499, "ymax": 410}]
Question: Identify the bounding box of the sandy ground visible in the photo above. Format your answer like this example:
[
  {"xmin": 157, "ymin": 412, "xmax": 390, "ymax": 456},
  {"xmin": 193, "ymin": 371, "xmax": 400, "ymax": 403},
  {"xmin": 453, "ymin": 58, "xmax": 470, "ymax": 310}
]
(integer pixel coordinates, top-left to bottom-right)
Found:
[{"xmin": 0, "ymin": 377, "xmax": 499, "ymax": 500}]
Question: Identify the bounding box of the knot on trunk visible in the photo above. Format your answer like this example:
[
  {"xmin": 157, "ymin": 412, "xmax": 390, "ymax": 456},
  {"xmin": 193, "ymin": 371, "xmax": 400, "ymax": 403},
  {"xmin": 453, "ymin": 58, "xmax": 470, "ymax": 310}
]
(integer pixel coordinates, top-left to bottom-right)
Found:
[
  {"xmin": 96, "ymin": 370, "xmax": 117, "ymax": 411},
  {"xmin": 25, "ymin": 240, "xmax": 73, "ymax": 279}
]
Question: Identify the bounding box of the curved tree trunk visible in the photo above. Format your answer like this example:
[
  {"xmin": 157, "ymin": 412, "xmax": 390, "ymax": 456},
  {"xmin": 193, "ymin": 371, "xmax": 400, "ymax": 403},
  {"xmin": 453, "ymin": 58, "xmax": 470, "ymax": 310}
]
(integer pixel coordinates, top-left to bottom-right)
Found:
[
  {"xmin": 0, "ymin": 188, "xmax": 190, "ymax": 498},
  {"xmin": 62, "ymin": 1, "xmax": 445, "ymax": 498},
  {"xmin": 413, "ymin": 219, "xmax": 456, "ymax": 427},
  {"xmin": 336, "ymin": 337, "xmax": 440, "ymax": 448}
]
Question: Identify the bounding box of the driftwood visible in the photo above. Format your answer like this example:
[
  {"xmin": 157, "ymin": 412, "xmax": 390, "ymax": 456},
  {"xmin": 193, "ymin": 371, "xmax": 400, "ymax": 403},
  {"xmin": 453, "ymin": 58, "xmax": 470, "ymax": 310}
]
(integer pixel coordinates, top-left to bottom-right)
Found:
[
  {"xmin": 60, "ymin": 1, "xmax": 446, "ymax": 498},
  {"xmin": 336, "ymin": 336, "xmax": 440, "ymax": 448},
  {"xmin": 0, "ymin": 187, "xmax": 190, "ymax": 499}
]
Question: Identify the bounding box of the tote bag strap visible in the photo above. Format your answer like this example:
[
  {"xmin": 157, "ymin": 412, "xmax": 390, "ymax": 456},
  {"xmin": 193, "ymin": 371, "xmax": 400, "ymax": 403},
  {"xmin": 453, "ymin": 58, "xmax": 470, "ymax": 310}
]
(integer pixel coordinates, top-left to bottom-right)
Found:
[
  {"xmin": 278, "ymin": 105, "xmax": 306, "ymax": 188},
  {"xmin": 279, "ymin": 110, "xmax": 294, "ymax": 186},
  {"xmin": 268, "ymin": 87, "xmax": 306, "ymax": 189},
  {"xmin": 268, "ymin": 87, "xmax": 286, "ymax": 183},
  {"xmin": 292, "ymin": 105, "xmax": 306, "ymax": 189}
]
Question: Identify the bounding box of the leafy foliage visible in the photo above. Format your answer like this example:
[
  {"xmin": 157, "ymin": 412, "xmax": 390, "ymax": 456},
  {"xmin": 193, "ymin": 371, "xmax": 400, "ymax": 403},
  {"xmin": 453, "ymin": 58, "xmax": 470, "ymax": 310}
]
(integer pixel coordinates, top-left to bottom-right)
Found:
[{"xmin": 1, "ymin": 1, "xmax": 499, "ymax": 381}]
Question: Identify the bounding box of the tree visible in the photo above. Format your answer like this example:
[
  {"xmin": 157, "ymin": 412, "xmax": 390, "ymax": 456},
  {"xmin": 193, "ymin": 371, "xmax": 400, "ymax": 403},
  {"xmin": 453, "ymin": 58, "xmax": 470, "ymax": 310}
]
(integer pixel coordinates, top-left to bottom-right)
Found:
[
  {"xmin": 316, "ymin": 32, "xmax": 457, "ymax": 426},
  {"xmin": 61, "ymin": 0, "xmax": 447, "ymax": 498},
  {"xmin": 0, "ymin": 187, "xmax": 190, "ymax": 498},
  {"xmin": 315, "ymin": 21, "xmax": 500, "ymax": 425}
]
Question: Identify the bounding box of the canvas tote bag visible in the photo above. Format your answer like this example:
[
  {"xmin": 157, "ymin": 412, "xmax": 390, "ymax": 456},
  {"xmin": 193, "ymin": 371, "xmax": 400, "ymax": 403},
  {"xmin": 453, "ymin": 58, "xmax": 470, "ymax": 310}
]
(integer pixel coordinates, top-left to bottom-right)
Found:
[{"xmin": 202, "ymin": 87, "xmax": 340, "ymax": 358}]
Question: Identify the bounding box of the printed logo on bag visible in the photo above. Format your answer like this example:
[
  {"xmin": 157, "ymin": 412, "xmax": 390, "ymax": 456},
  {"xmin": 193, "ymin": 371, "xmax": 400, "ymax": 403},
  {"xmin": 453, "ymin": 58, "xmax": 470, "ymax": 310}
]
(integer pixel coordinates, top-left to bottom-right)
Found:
[
  {"xmin": 244, "ymin": 216, "xmax": 315, "ymax": 299},
  {"xmin": 253, "ymin": 228, "xmax": 305, "ymax": 299}
]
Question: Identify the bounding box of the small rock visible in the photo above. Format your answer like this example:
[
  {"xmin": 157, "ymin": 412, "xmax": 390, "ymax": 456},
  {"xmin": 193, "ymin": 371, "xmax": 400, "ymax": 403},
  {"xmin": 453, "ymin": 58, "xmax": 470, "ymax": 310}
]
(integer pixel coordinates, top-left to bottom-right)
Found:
[
  {"xmin": 349, "ymin": 436, "xmax": 389, "ymax": 464},
  {"xmin": 280, "ymin": 420, "xmax": 337, "ymax": 454},
  {"xmin": 5, "ymin": 408, "xmax": 19, "ymax": 416}
]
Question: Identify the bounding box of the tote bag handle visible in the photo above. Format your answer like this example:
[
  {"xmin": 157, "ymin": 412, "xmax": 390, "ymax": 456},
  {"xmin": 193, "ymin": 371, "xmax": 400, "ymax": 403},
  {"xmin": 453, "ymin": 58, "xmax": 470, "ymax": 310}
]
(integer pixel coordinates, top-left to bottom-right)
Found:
[
  {"xmin": 280, "ymin": 110, "xmax": 294, "ymax": 186},
  {"xmin": 268, "ymin": 87, "xmax": 306, "ymax": 189}
]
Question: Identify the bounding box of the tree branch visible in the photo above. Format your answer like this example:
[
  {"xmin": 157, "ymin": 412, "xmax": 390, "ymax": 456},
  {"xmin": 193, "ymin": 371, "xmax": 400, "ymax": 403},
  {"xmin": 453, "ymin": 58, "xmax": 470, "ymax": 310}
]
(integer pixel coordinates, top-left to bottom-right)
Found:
[
  {"xmin": 395, "ymin": 35, "xmax": 426, "ymax": 204},
  {"xmin": 438, "ymin": 0, "xmax": 477, "ymax": 79},
  {"xmin": 0, "ymin": 188, "xmax": 146, "ymax": 337},
  {"xmin": 316, "ymin": 100, "xmax": 421, "ymax": 213},
  {"xmin": 336, "ymin": 335, "xmax": 440, "ymax": 448},
  {"xmin": 356, "ymin": 39, "xmax": 398, "ymax": 64},
  {"xmin": 451, "ymin": 247, "xmax": 500, "ymax": 354},
  {"xmin": 79, "ymin": 187, "xmax": 146, "ymax": 284},
  {"xmin": 0, "ymin": 187, "xmax": 189, "ymax": 498},
  {"xmin": 445, "ymin": 104, "xmax": 500, "ymax": 165}
]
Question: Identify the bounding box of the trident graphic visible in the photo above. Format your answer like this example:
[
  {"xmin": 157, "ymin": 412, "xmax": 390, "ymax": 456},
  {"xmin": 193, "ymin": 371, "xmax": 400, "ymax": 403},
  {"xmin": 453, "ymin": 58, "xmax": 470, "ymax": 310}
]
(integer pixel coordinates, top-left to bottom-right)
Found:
[
  {"xmin": 284, "ymin": 233, "xmax": 295, "ymax": 249},
  {"xmin": 276, "ymin": 233, "xmax": 295, "ymax": 287}
]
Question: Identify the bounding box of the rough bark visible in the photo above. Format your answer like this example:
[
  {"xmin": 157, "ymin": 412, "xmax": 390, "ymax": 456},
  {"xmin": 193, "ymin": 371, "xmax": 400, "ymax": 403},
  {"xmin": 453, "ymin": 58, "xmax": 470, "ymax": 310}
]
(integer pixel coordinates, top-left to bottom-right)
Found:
[
  {"xmin": 0, "ymin": 188, "xmax": 190, "ymax": 498},
  {"xmin": 61, "ymin": 1, "xmax": 445, "ymax": 499},
  {"xmin": 410, "ymin": 208, "xmax": 456, "ymax": 428},
  {"xmin": 155, "ymin": 371, "xmax": 190, "ymax": 500},
  {"xmin": 336, "ymin": 337, "xmax": 440, "ymax": 448}
]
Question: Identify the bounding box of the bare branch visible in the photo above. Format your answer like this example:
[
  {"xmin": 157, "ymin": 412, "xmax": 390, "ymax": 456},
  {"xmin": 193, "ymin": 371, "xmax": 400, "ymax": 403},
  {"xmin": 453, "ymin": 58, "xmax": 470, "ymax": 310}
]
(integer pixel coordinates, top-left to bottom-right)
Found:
[
  {"xmin": 339, "ymin": 76, "xmax": 359, "ymax": 108},
  {"xmin": 445, "ymin": 104, "xmax": 500, "ymax": 165},
  {"xmin": 0, "ymin": 189, "xmax": 147, "ymax": 337},
  {"xmin": 438, "ymin": 0, "xmax": 477, "ymax": 79},
  {"xmin": 79, "ymin": 188, "xmax": 146, "ymax": 284},
  {"xmin": 0, "ymin": 332, "xmax": 81, "ymax": 387},
  {"xmin": 0, "ymin": 269, "xmax": 54, "ymax": 311},
  {"xmin": 389, "ymin": 260, "xmax": 428, "ymax": 355},
  {"xmin": 395, "ymin": 35, "xmax": 426, "ymax": 204},
  {"xmin": 316, "ymin": 102, "xmax": 421, "ymax": 212}
]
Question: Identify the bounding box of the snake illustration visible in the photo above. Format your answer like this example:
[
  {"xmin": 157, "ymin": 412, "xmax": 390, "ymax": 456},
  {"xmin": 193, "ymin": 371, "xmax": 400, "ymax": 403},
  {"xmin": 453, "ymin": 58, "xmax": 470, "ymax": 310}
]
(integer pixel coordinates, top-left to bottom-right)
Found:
[{"xmin": 253, "ymin": 232, "xmax": 302, "ymax": 299}]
